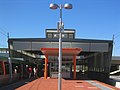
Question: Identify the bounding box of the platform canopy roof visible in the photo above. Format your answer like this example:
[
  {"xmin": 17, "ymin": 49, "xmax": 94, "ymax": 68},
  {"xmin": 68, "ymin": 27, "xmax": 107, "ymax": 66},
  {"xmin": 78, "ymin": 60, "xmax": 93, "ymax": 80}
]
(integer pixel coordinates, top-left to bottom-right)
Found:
[{"xmin": 40, "ymin": 48, "xmax": 82, "ymax": 56}]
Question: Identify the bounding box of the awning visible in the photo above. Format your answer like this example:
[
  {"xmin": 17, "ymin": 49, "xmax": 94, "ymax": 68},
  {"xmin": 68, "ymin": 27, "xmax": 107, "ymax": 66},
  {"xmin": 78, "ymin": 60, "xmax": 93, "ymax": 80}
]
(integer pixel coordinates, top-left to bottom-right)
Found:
[{"xmin": 40, "ymin": 48, "xmax": 82, "ymax": 56}]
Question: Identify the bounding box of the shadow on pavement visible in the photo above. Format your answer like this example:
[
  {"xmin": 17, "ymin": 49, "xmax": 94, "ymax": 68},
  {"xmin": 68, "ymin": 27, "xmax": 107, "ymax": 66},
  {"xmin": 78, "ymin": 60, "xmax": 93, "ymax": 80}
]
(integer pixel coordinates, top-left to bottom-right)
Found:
[{"xmin": 0, "ymin": 77, "xmax": 36, "ymax": 90}]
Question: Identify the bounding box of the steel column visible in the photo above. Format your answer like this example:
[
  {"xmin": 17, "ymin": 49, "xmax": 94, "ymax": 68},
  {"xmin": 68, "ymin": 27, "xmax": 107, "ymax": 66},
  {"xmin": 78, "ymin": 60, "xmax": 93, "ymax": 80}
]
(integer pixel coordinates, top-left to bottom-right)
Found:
[
  {"xmin": 44, "ymin": 55, "xmax": 48, "ymax": 79},
  {"xmin": 58, "ymin": 4, "xmax": 63, "ymax": 90}
]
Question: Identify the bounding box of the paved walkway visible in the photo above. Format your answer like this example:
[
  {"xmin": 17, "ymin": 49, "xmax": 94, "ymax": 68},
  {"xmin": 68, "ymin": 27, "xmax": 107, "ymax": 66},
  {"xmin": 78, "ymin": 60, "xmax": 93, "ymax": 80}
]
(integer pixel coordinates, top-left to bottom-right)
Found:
[{"xmin": 16, "ymin": 77, "xmax": 119, "ymax": 90}]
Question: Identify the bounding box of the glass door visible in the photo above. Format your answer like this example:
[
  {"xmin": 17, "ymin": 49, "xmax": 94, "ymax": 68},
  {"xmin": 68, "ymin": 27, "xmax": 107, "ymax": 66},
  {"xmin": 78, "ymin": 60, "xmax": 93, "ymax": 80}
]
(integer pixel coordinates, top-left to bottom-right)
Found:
[
  {"xmin": 49, "ymin": 56, "xmax": 58, "ymax": 78},
  {"xmin": 49, "ymin": 56, "xmax": 72, "ymax": 78},
  {"xmin": 62, "ymin": 62, "xmax": 71, "ymax": 78}
]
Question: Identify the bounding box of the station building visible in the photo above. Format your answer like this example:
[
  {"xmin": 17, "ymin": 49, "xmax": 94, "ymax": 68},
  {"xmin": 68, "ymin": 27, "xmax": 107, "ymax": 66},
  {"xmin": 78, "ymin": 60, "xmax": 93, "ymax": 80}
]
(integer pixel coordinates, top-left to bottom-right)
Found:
[{"xmin": 8, "ymin": 29, "xmax": 113, "ymax": 81}]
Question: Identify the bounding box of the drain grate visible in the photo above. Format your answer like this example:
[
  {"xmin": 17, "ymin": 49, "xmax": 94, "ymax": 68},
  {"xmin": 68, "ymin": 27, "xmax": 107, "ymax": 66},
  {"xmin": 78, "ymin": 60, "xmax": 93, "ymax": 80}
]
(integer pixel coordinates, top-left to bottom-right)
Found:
[{"xmin": 76, "ymin": 82, "xmax": 82, "ymax": 83}]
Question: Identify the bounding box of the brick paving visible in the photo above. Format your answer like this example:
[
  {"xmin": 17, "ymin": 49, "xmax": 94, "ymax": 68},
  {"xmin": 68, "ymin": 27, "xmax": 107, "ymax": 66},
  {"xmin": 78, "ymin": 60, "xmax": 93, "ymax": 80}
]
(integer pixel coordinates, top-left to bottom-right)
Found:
[{"xmin": 16, "ymin": 77, "xmax": 120, "ymax": 90}]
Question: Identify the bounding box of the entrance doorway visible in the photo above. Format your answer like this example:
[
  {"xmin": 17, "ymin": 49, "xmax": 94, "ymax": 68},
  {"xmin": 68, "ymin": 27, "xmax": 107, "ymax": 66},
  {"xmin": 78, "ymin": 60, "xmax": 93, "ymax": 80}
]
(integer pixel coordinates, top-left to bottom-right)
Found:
[
  {"xmin": 40, "ymin": 48, "xmax": 82, "ymax": 79},
  {"xmin": 49, "ymin": 56, "xmax": 72, "ymax": 78}
]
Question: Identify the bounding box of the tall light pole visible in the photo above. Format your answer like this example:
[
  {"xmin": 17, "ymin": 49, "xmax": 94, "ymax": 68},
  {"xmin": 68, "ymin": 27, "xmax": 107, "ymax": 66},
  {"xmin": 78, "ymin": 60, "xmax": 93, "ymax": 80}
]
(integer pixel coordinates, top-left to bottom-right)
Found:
[
  {"xmin": 50, "ymin": 3, "xmax": 72, "ymax": 90},
  {"xmin": 7, "ymin": 32, "xmax": 12, "ymax": 83}
]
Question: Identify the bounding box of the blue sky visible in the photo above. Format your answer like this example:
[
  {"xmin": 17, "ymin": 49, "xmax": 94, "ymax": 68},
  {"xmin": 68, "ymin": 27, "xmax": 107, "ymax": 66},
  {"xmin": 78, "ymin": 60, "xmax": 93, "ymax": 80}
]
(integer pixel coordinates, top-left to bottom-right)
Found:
[{"xmin": 0, "ymin": 0, "xmax": 120, "ymax": 56}]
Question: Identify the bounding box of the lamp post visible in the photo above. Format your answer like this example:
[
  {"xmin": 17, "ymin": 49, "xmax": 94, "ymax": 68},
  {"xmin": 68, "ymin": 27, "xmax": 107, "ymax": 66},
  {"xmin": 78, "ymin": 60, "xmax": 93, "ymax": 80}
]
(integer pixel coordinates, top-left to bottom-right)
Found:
[
  {"xmin": 7, "ymin": 33, "xmax": 12, "ymax": 83},
  {"xmin": 50, "ymin": 3, "xmax": 72, "ymax": 90}
]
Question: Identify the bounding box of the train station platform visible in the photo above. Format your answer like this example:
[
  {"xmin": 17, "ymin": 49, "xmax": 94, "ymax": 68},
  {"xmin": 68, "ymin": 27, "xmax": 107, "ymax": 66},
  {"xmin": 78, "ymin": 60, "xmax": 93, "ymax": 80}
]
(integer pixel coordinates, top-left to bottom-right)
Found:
[{"xmin": 14, "ymin": 77, "xmax": 119, "ymax": 90}]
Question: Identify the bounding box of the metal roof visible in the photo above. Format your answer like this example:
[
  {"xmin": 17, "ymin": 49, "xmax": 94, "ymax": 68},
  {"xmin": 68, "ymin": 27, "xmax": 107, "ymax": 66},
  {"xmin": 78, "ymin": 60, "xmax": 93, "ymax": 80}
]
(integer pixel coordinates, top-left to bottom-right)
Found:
[
  {"xmin": 9, "ymin": 38, "xmax": 113, "ymax": 43},
  {"xmin": 112, "ymin": 56, "xmax": 120, "ymax": 61}
]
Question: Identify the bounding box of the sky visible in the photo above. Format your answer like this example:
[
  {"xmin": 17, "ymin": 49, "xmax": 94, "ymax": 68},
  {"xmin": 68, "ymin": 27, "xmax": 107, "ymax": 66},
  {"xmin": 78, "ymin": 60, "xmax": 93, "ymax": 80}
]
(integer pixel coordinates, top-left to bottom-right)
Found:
[{"xmin": 0, "ymin": 0, "xmax": 120, "ymax": 56}]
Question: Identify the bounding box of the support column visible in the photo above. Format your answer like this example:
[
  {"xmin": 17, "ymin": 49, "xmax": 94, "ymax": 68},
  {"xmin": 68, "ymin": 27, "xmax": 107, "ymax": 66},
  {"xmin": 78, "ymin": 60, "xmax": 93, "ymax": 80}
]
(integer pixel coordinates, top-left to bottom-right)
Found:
[
  {"xmin": 2, "ymin": 61, "xmax": 6, "ymax": 75},
  {"xmin": 73, "ymin": 55, "xmax": 76, "ymax": 79},
  {"xmin": 44, "ymin": 55, "xmax": 48, "ymax": 79}
]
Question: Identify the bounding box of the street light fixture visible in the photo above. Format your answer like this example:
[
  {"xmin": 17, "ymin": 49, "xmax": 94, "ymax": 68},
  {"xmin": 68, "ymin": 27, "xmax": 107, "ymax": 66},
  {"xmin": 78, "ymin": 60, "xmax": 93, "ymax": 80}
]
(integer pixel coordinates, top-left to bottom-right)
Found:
[
  {"xmin": 64, "ymin": 3, "xmax": 72, "ymax": 9},
  {"xmin": 50, "ymin": 3, "xmax": 72, "ymax": 90},
  {"xmin": 50, "ymin": 3, "xmax": 59, "ymax": 9}
]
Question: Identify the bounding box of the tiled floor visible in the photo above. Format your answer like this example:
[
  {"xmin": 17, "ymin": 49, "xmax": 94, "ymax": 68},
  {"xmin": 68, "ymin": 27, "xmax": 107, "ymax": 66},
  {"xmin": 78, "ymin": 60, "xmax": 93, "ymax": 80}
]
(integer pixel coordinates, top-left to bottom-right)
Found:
[{"xmin": 16, "ymin": 77, "xmax": 119, "ymax": 90}]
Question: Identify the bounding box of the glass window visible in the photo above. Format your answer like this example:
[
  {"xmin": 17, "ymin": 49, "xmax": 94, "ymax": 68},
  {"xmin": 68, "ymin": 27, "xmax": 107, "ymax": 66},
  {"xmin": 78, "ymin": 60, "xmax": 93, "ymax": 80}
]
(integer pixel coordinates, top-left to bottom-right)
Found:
[
  {"xmin": 62, "ymin": 63, "xmax": 70, "ymax": 72},
  {"xmin": 47, "ymin": 33, "xmax": 52, "ymax": 38},
  {"xmin": 53, "ymin": 34, "xmax": 59, "ymax": 38},
  {"xmin": 69, "ymin": 34, "xmax": 74, "ymax": 39},
  {"xmin": 1, "ymin": 50, "xmax": 6, "ymax": 53},
  {"xmin": 12, "ymin": 63, "xmax": 20, "ymax": 74},
  {"xmin": 7, "ymin": 51, "xmax": 9, "ymax": 53},
  {"xmin": 62, "ymin": 34, "xmax": 68, "ymax": 38},
  {"xmin": 51, "ymin": 62, "xmax": 58, "ymax": 72}
]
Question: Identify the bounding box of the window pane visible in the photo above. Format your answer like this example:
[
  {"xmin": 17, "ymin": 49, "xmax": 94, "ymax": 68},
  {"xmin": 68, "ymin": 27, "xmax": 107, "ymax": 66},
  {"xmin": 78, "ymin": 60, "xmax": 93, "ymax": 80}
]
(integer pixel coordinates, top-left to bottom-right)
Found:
[
  {"xmin": 62, "ymin": 34, "xmax": 68, "ymax": 38},
  {"xmin": 47, "ymin": 34, "xmax": 52, "ymax": 38},
  {"xmin": 53, "ymin": 34, "xmax": 59, "ymax": 38},
  {"xmin": 69, "ymin": 34, "xmax": 73, "ymax": 39}
]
